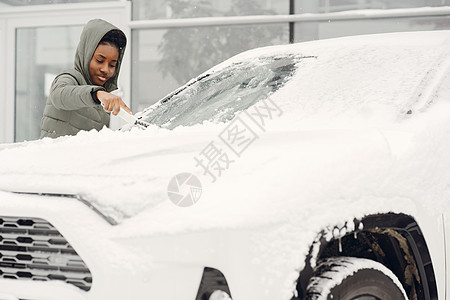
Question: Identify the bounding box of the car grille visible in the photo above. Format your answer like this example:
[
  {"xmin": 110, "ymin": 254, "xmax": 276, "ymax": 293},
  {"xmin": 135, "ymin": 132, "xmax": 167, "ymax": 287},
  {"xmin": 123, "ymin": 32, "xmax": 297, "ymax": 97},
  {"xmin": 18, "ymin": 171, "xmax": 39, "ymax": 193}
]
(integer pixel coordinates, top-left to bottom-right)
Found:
[{"xmin": 0, "ymin": 216, "xmax": 92, "ymax": 291}]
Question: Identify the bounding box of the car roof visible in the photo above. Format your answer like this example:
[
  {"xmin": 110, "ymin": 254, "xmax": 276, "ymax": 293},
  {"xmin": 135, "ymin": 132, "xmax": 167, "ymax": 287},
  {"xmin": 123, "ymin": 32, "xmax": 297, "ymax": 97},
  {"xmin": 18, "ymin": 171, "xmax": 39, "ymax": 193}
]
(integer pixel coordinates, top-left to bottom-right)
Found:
[{"xmin": 198, "ymin": 30, "xmax": 450, "ymax": 124}]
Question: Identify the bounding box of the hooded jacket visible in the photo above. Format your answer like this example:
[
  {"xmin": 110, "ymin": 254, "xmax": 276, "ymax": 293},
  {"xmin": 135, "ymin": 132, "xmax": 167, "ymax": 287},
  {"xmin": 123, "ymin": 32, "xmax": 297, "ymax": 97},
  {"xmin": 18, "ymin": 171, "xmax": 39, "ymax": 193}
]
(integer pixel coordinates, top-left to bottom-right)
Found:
[{"xmin": 40, "ymin": 19, "xmax": 126, "ymax": 138}]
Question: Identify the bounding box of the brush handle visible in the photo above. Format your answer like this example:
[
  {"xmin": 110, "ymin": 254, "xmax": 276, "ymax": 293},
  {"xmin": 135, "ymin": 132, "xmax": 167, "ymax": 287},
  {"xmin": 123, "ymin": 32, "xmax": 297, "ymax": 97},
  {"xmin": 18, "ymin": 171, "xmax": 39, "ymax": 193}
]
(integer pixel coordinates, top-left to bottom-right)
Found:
[
  {"xmin": 117, "ymin": 108, "xmax": 137, "ymax": 125},
  {"xmin": 101, "ymin": 102, "xmax": 137, "ymax": 125}
]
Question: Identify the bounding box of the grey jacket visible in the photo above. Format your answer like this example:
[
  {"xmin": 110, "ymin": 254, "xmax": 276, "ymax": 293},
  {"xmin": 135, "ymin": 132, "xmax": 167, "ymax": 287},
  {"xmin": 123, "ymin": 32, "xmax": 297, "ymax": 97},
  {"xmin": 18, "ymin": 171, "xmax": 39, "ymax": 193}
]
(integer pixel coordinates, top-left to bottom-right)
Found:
[{"xmin": 40, "ymin": 19, "xmax": 126, "ymax": 138}]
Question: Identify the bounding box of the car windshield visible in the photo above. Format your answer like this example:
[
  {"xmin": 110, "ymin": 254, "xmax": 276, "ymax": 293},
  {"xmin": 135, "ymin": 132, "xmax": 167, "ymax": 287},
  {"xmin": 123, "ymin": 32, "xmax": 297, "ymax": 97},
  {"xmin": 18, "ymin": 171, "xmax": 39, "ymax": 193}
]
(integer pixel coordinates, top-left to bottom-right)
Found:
[{"xmin": 140, "ymin": 54, "xmax": 304, "ymax": 129}]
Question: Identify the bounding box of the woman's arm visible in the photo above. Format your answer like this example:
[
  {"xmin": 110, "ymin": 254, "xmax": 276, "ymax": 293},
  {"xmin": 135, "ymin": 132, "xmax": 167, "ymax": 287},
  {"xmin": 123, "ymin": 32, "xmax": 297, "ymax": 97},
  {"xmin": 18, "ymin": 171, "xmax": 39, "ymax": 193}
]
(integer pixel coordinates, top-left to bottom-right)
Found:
[
  {"xmin": 48, "ymin": 74, "xmax": 132, "ymax": 115},
  {"xmin": 48, "ymin": 74, "xmax": 103, "ymax": 110}
]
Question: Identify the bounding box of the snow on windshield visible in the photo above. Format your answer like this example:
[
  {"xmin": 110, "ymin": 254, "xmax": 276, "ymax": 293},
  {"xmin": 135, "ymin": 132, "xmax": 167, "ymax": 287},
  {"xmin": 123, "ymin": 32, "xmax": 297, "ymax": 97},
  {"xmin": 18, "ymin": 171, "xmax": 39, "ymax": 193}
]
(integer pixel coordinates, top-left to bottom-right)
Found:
[{"xmin": 141, "ymin": 55, "xmax": 306, "ymax": 129}]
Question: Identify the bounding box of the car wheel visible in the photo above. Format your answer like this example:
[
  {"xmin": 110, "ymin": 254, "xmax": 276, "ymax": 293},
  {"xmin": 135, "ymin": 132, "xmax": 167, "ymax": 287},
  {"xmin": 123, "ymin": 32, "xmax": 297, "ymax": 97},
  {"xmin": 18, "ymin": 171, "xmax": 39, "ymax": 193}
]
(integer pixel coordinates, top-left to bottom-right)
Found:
[{"xmin": 304, "ymin": 256, "xmax": 408, "ymax": 300}]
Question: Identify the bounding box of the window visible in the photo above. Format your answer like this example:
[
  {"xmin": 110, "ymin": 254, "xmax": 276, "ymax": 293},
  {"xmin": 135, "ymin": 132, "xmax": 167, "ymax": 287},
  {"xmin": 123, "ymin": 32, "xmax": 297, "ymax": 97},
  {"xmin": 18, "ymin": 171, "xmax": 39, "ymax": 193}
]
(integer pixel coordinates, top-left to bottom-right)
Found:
[
  {"xmin": 0, "ymin": 0, "xmax": 116, "ymax": 7},
  {"xmin": 131, "ymin": 24, "xmax": 289, "ymax": 112},
  {"xmin": 15, "ymin": 26, "xmax": 82, "ymax": 142},
  {"xmin": 295, "ymin": 15, "xmax": 450, "ymax": 42},
  {"xmin": 316, "ymin": 0, "xmax": 450, "ymax": 13},
  {"xmin": 132, "ymin": 0, "xmax": 289, "ymax": 20}
]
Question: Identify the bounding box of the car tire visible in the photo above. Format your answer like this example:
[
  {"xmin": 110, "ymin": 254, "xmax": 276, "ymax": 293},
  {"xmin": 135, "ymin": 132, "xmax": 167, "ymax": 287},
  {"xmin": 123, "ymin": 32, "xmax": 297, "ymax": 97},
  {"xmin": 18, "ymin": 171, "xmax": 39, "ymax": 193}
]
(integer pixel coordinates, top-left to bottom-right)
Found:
[{"xmin": 304, "ymin": 256, "xmax": 408, "ymax": 300}]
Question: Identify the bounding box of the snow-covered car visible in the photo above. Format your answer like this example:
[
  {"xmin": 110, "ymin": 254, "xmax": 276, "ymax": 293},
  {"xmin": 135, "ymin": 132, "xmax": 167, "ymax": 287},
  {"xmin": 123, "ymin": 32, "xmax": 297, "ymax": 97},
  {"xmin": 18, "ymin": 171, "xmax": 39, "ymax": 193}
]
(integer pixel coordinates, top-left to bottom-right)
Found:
[{"xmin": 0, "ymin": 30, "xmax": 449, "ymax": 300}]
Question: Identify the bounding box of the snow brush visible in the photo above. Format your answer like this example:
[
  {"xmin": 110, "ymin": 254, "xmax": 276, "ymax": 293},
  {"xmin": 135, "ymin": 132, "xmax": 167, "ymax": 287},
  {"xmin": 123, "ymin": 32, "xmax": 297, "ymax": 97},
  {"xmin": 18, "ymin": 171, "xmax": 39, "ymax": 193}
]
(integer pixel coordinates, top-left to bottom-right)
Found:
[
  {"xmin": 101, "ymin": 103, "xmax": 151, "ymax": 129},
  {"xmin": 116, "ymin": 108, "xmax": 151, "ymax": 128}
]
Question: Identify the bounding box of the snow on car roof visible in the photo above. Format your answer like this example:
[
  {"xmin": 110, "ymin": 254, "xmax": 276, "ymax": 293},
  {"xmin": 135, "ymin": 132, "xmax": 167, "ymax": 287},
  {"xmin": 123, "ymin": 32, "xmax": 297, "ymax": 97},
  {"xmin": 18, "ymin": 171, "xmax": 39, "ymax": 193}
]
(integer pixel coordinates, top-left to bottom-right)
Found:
[
  {"xmin": 168, "ymin": 30, "xmax": 448, "ymax": 132},
  {"xmin": 260, "ymin": 32, "xmax": 447, "ymax": 117}
]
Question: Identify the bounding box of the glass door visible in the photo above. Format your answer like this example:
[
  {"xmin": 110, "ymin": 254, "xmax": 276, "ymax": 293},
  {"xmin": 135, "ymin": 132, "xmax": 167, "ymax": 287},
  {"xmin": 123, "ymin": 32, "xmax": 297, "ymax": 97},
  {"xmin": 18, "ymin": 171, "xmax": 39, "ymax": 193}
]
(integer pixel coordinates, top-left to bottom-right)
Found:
[
  {"xmin": 15, "ymin": 26, "xmax": 84, "ymax": 142},
  {"xmin": 1, "ymin": 1, "xmax": 131, "ymax": 143}
]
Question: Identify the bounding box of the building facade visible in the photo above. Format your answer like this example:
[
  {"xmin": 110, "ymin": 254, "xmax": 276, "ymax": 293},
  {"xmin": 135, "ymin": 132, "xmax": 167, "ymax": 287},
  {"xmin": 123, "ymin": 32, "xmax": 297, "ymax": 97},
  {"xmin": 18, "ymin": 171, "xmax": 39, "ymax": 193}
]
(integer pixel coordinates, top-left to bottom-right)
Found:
[{"xmin": 1, "ymin": 0, "xmax": 449, "ymax": 143}]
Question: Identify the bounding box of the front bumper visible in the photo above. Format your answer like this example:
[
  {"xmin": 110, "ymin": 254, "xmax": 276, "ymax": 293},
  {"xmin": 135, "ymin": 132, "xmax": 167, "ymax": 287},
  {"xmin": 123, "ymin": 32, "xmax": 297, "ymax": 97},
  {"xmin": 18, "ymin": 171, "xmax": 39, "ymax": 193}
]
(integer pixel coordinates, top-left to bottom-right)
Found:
[{"xmin": 0, "ymin": 191, "xmax": 208, "ymax": 300}]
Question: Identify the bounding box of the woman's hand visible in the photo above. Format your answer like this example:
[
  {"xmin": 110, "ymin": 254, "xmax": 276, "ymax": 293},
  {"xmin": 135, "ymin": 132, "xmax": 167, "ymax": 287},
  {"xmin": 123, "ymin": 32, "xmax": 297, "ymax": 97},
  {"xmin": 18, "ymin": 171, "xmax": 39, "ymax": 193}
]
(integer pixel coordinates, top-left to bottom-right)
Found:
[{"xmin": 96, "ymin": 90, "xmax": 132, "ymax": 116}]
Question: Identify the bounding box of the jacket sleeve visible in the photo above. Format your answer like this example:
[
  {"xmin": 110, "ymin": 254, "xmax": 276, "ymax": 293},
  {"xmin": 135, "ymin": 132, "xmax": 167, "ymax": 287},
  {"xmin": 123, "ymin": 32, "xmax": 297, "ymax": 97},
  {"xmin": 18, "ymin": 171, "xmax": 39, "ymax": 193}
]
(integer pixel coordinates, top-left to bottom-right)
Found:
[{"xmin": 48, "ymin": 74, "xmax": 105, "ymax": 111}]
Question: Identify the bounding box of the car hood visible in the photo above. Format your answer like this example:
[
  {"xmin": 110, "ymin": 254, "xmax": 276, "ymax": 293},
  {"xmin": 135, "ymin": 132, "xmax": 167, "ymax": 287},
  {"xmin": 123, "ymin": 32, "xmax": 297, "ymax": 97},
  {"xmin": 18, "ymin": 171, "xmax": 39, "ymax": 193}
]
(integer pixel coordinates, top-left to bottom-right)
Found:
[{"xmin": 0, "ymin": 103, "xmax": 443, "ymax": 230}]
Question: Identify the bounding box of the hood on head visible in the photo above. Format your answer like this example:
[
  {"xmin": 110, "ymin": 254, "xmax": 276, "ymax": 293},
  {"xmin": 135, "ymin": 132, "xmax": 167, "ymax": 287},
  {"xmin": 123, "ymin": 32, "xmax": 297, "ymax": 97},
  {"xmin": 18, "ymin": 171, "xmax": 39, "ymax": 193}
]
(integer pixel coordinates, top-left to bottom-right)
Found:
[{"xmin": 74, "ymin": 19, "xmax": 127, "ymax": 92}]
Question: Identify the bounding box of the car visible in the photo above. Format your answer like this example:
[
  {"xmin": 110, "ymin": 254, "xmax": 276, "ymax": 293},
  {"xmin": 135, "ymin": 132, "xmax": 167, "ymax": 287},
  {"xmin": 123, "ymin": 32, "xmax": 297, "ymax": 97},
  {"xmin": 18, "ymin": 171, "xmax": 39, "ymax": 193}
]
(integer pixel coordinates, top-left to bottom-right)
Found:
[{"xmin": 0, "ymin": 30, "xmax": 449, "ymax": 300}]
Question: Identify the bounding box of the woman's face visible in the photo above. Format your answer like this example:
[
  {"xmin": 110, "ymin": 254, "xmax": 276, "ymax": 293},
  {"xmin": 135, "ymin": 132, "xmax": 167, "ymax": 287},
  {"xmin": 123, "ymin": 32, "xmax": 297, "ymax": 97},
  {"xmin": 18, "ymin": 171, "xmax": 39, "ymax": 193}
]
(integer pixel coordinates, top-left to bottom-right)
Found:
[{"xmin": 89, "ymin": 42, "xmax": 119, "ymax": 86}]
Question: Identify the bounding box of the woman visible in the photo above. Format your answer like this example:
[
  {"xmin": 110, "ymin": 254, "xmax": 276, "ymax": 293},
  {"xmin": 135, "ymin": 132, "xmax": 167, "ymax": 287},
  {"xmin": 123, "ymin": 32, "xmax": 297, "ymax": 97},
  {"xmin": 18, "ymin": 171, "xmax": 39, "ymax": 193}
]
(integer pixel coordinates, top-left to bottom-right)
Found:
[{"xmin": 40, "ymin": 19, "xmax": 131, "ymax": 138}]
